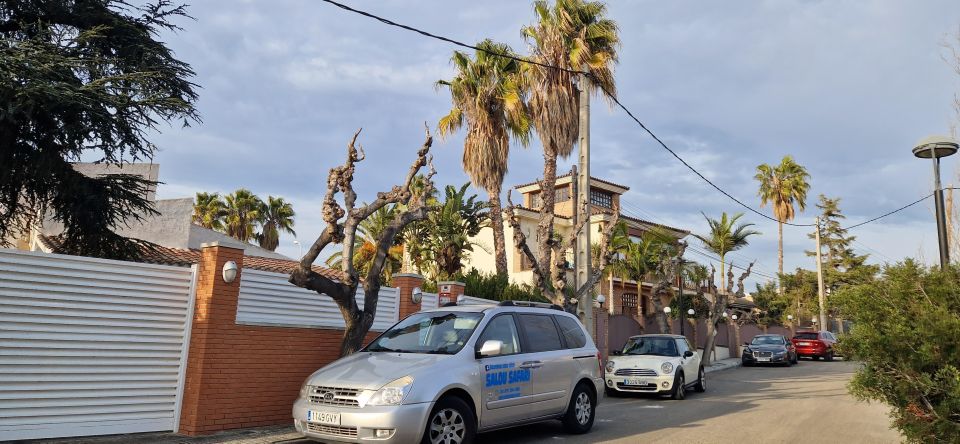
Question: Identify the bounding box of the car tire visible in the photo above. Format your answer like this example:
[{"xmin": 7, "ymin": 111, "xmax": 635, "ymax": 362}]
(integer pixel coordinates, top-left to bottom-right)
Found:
[
  {"xmin": 791, "ymin": 354, "xmax": 798, "ymax": 365},
  {"xmin": 670, "ymin": 372, "xmax": 686, "ymax": 400},
  {"xmin": 694, "ymin": 367, "xmax": 706, "ymax": 393},
  {"xmin": 741, "ymin": 359, "xmax": 751, "ymax": 367},
  {"xmin": 605, "ymin": 386, "xmax": 619, "ymax": 398},
  {"xmin": 825, "ymin": 350, "xmax": 834, "ymax": 362},
  {"xmin": 562, "ymin": 382, "xmax": 596, "ymax": 434},
  {"xmin": 421, "ymin": 396, "xmax": 476, "ymax": 444},
  {"xmin": 813, "ymin": 355, "xmax": 821, "ymax": 361}
]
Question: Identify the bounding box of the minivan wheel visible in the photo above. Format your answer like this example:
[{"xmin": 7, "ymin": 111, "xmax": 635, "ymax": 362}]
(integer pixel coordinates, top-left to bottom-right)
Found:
[
  {"xmin": 422, "ymin": 396, "xmax": 475, "ymax": 444},
  {"xmin": 670, "ymin": 372, "xmax": 686, "ymax": 400},
  {"xmin": 562, "ymin": 383, "xmax": 596, "ymax": 434},
  {"xmin": 694, "ymin": 367, "xmax": 706, "ymax": 393},
  {"xmin": 825, "ymin": 350, "xmax": 834, "ymax": 362}
]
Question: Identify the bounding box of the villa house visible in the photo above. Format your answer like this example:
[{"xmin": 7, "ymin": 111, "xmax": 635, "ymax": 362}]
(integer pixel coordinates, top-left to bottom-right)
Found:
[{"xmin": 464, "ymin": 173, "xmax": 691, "ymax": 321}]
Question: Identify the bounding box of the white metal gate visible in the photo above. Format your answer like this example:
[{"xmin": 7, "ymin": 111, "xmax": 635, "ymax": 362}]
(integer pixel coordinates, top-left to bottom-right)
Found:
[{"xmin": 0, "ymin": 249, "xmax": 197, "ymax": 440}]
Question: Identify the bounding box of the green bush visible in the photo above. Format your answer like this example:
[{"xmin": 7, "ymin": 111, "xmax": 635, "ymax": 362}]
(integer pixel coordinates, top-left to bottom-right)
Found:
[
  {"xmin": 834, "ymin": 260, "xmax": 960, "ymax": 442},
  {"xmin": 428, "ymin": 269, "xmax": 547, "ymax": 303}
]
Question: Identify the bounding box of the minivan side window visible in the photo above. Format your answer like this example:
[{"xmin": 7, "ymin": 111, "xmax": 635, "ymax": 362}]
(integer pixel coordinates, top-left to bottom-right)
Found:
[
  {"xmin": 554, "ymin": 315, "xmax": 587, "ymax": 349},
  {"xmin": 477, "ymin": 315, "xmax": 521, "ymax": 355},
  {"xmin": 518, "ymin": 314, "xmax": 563, "ymax": 353}
]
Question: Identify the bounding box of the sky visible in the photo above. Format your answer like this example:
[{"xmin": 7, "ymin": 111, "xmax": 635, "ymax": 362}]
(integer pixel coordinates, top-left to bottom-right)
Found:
[{"xmin": 145, "ymin": 0, "xmax": 960, "ymax": 288}]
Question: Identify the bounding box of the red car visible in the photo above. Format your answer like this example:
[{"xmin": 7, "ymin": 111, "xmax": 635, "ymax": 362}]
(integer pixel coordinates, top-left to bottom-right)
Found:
[{"xmin": 791, "ymin": 331, "xmax": 838, "ymax": 361}]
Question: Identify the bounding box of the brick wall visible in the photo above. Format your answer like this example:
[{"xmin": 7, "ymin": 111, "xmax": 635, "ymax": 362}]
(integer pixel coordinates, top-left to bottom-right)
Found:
[{"xmin": 178, "ymin": 243, "xmax": 379, "ymax": 435}]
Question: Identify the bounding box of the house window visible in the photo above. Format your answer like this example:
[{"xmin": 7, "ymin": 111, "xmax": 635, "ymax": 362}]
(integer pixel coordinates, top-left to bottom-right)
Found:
[
  {"xmin": 621, "ymin": 293, "xmax": 638, "ymax": 315},
  {"xmin": 590, "ymin": 189, "xmax": 613, "ymax": 208},
  {"xmin": 531, "ymin": 187, "xmax": 571, "ymax": 208}
]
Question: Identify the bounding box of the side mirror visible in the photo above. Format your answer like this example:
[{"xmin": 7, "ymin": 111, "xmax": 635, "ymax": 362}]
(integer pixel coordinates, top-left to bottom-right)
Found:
[
  {"xmin": 743, "ymin": 342, "xmax": 750, "ymax": 346},
  {"xmin": 477, "ymin": 340, "xmax": 503, "ymax": 358},
  {"xmin": 683, "ymin": 350, "xmax": 694, "ymax": 358}
]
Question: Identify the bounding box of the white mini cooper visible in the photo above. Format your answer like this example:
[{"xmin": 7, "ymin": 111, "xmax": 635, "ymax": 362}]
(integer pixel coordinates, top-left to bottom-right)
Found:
[{"xmin": 603, "ymin": 334, "xmax": 705, "ymax": 400}]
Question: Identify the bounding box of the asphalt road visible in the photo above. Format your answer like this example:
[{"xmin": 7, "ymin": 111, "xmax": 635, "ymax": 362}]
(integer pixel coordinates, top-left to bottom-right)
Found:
[{"xmin": 476, "ymin": 359, "xmax": 901, "ymax": 444}]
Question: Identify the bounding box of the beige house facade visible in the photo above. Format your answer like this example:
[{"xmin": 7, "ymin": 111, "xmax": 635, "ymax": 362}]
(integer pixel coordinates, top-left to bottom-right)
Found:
[{"xmin": 464, "ymin": 173, "xmax": 690, "ymax": 320}]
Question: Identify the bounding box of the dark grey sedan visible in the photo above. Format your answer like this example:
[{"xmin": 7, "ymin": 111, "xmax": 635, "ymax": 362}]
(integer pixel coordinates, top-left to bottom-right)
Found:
[{"xmin": 741, "ymin": 334, "xmax": 798, "ymax": 366}]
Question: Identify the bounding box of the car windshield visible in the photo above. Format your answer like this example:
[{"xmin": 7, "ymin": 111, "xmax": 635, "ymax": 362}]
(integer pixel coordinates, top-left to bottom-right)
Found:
[
  {"xmin": 751, "ymin": 336, "xmax": 785, "ymax": 345},
  {"xmin": 365, "ymin": 311, "xmax": 483, "ymax": 354},
  {"xmin": 794, "ymin": 332, "xmax": 819, "ymax": 340},
  {"xmin": 621, "ymin": 337, "xmax": 679, "ymax": 357}
]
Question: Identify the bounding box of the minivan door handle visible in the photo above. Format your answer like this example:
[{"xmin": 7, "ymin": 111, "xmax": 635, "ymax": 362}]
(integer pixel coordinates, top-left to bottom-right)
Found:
[{"xmin": 519, "ymin": 361, "xmax": 542, "ymax": 369}]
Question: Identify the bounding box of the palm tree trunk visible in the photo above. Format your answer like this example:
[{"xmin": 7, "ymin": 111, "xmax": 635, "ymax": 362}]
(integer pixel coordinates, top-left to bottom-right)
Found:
[
  {"xmin": 719, "ymin": 255, "xmax": 726, "ymax": 295},
  {"xmin": 778, "ymin": 221, "xmax": 784, "ymax": 295},
  {"xmin": 488, "ymin": 188, "xmax": 508, "ymax": 276}
]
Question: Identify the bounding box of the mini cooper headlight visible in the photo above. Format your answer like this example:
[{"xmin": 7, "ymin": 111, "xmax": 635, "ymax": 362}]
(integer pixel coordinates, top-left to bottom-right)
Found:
[
  {"xmin": 367, "ymin": 376, "xmax": 414, "ymax": 406},
  {"xmin": 661, "ymin": 362, "xmax": 674, "ymax": 374},
  {"xmin": 605, "ymin": 360, "xmax": 616, "ymax": 373},
  {"xmin": 743, "ymin": 348, "xmax": 753, "ymax": 355}
]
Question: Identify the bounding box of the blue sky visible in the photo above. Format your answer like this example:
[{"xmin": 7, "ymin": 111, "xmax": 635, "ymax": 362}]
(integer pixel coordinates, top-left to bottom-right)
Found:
[{"xmin": 147, "ymin": 0, "xmax": 960, "ymax": 287}]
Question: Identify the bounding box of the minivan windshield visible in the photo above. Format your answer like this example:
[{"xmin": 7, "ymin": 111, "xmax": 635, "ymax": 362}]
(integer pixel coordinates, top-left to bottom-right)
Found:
[
  {"xmin": 365, "ymin": 311, "xmax": 483, "ymax": 354},
  {"xmin": 751, "ymin": 335, "xmax": 785, "ymax": 345},
  {"xmin": 621, "ymin": 337, "xmax": 678, "ymax": 357}
]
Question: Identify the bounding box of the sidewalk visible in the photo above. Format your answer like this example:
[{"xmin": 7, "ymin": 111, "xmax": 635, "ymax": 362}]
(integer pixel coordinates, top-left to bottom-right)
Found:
[
  {"xmin": 703, "ymin": 357, "xmax": 741, "ymax": 374},
  {"xmin": 16, "ymin": 425, "xmax": 301, "ymax": 444}
]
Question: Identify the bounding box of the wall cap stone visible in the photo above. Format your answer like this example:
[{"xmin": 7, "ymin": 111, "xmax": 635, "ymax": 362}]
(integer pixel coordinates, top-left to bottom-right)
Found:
[
  {"xmin": 392, "ymin": 273, "xmax": 425, "ymax": 279},
  {"xmin": 438, "ymin": 281, "xmax": 466, "ymax": 287},
  {"xmin": 200, "ymin": 241, "xmax": 245, "ymax": 251}
]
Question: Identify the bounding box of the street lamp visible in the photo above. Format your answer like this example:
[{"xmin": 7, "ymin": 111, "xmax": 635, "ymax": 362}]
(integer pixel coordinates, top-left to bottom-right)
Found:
[
  {"xmin": 687, "ymin": 308, "xmax": 695, "ymax": 316},
  {"xmin": 663, "ymin": 306, "xmax": 671, "ymax": 314},
  {"xmin": 731, "ymin": 314, "xmax": 738, "ymax": 321},
  {"xmin": 913, "ymin": 135, "xmax": 959, "ymax": 270}
]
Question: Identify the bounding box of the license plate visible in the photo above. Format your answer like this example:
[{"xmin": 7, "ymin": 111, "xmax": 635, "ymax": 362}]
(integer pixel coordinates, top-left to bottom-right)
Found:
[
  {"xmin": 798, "ymin": 342, "xmax": 810, "ymax": 346},
  {"xmin": 307, "ymin": 410, "xmax": 340, "ymax": 425},
  {"xmin": 624, "ymin": 378, "xmax": 649, "ymax": 386},
  {"xmin": 757, "ymin": 357, "xmax": 771, "ymax": 362}
]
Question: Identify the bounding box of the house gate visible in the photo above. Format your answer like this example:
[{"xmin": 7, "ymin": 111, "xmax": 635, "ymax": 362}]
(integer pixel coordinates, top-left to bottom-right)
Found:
[
  {"xmin": 607, "ymin": 314, "xmax": 643, "ymax": 353},
  {"xmin": 0, "ymin": 249, "xmax": 197, "ymax": 440}
]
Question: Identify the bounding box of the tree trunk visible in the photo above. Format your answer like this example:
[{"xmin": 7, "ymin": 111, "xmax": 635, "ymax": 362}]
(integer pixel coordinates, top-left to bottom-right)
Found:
[
  {"xmin": 703, "ymin": 321, "xmax": 717, "ymax": 366},
  {"xmin": 488, "ymin": 188, "xmax": 508, "ymax": 277},
  {"xmin": 536, "ymin": 147, "xmax": 558, "ymax": 302},
  {"xmin": 651, "ymin": 291, "xmax": 670, "ymax": 334},
  {"xmin": 732, "ymin": 323, "xmax": 742, "ymax": 358},
  {"xmin": 778, "ymin": 221, "xmax": 784, "ymax": 294}
]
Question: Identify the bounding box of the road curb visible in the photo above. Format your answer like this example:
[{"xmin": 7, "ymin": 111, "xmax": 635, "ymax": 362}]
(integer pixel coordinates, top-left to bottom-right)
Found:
[{"xmin": 704, "ymin": 360, "xmax": 742, "ymax": 374}]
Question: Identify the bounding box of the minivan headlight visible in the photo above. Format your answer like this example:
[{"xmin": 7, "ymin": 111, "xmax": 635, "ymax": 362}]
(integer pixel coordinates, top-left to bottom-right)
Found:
[
  {"xmin": 661, "ymin": 362, "xmax": 674, "ymax": 374},
  {"xmin": 367, "ymin": 376, "xmax": 414, "ymax": 406}
]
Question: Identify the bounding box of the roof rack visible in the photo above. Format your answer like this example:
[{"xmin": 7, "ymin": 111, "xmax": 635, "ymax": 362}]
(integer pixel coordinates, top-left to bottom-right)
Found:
[{"xmin": 498, "ymin": 300, "xmax": 564, "ymax": 311}]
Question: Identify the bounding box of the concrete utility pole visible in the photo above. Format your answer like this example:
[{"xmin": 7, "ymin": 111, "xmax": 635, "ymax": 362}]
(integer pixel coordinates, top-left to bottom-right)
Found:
[
  {"xmin": 815, "ymin": 216, "xmax": 828, "ymax": 330},
  {"xmin": 575, "ymin": 68, "xmax": 593, "ymax": 337}
]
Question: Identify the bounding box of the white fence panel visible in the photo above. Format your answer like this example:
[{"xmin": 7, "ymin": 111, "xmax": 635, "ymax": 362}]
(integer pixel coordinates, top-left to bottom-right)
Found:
[
  {"xmin": 236, "ymin": 269, "xmax": 398, "ymax": 331},
  {"xmin": 420, "ymin": 292, "xmax": 439, "ymax": 310},
  {"xmin": 458, "ymin": 295, "xmax": 497, "ymax": 306},
  {"xmin": 0, "ymin": 248, "xmax": 196, "ymax": 440}
]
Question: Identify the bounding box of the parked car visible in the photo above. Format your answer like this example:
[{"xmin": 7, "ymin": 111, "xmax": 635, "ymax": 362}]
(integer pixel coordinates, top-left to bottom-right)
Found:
[
  {"xmin": 741, "ymin": 334, "xmax": 798, "ymax": 366},
  {"xmin": 791, "ymin": 330, "xmax": 838, "ymax": 361},
  {"xmin": 292, "ymin": 301, "xmax": 603, "ymax": 444},
  {"xmin": 603, "ymin": 334, "xmax": 705, "ymax": 400}
]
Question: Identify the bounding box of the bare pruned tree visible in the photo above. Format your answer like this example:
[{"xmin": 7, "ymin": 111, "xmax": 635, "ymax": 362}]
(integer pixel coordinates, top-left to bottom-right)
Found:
[
  {"xmin": 701, "ymin": 261, "xmax": 754, "ymax": 366},
  {"xmin": 504, "ymin": 167, "xmax": 620, "ymax": 311},
  {"xmin": 650, "ymin": 241, "xmax": 688, "ymax": 334},
  {"xmin": 289, "ymin": 127, "xmax": 436, "ymax": 356}
]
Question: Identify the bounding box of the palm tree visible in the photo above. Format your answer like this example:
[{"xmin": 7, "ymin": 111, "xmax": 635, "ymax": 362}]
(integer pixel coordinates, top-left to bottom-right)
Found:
[
  {"xmin": 522, "ymin": 0, "xmax": 620, "ymax": 273},
  {"xmin": 403, "ymin": 184, "xmax": 489, "ymax": 281},
  {"xmin": 193, "ymin": 192, "xmax": 227, "ymax": 231},
  {"xmin": 695, "ymin": 212, "xmax": 760, "ymax": 292},
  {"xmin": 755, "ymin": 156, "xmax": 811, "ymax": 286},
  {"xmin": 437, "ymin": 39, "xmax": 530, "ymax": 278},
  {"xmin": 326, "ymin": 205, "xmax": 404, "ymax": 283},
  {"xmin": 224, "ymin": 189, "xmax": 264, "ymax": 243},
  {"xmin": 592, "ymin": 220, "xmax": 630, "ymax": 310},
  {"xmin": 257, "ymin": 196, "xmax": 296, "ymax": 251}
]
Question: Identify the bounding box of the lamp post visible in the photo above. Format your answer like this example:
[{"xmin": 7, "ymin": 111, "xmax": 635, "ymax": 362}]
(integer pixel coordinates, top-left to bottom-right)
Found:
[
  {"xmin": 913, "ymin": 135, "xmax": 959, "ymax": 270},
  {"xmin": 787, "ymin": 314, "xmax": 794, "ymax": 336}
]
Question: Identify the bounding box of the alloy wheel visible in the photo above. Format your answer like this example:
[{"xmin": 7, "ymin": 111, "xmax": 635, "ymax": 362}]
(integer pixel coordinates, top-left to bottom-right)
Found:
[
  {"xmin": 574, "ymin": 392, "xmax": 592, "ymax": 425},
  {"xmin": 429, "ymin": 408, "xmax": 466, "ymax": 444}
]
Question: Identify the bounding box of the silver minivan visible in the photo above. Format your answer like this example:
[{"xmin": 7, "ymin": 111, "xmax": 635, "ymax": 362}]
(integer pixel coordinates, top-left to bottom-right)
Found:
[{"xmin": 292, "ymin": 301, "xmax": 604, "ymax": 443}]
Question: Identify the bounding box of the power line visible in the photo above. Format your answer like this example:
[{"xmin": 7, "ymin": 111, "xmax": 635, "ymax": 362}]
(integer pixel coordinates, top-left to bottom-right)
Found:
[{"xmin": 318, "ymin": 0, "xmax": 942, "ymax": 233}]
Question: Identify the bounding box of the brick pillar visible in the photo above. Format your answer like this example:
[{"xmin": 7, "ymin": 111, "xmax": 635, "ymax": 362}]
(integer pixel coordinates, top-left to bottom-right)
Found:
[
  {"xmin": 392, "ymin": 273, "xmax": 425, "ymax": 319},
  {"xmin": 438, "ymin": 281, "xmax": 465, "ymax": 305},
  {"xmin": 178, "ymin": 242, "xmax": 244, "ymax": 435}
]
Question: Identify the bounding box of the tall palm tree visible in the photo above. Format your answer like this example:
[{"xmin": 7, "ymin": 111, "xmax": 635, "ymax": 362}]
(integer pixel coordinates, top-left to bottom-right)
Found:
[
  {"xmin": 755, "ymin": 156, "xmax": 811, "ymax": 286},
  {"xmin": 437, "ymin": 39, "xmax": 530, "ymax": 278},
  {"xmin": 522, "ymin": 0, "xmax": 620, "ymax": 274},
  {"xmin": 224, "ymin": 188, "xmax": 264, "ymax": 243},
  {"xmin": 193, "ymin": 192, "xmax": 227, "ymax": 231},
  {"xmin": 257, "ymin": 196, "xmax": 296, "ymax": 251},
  {"xmin": 695, "ymin": 212, "xmax": 760, "ymax": 293}
]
